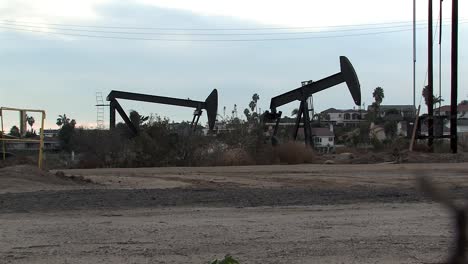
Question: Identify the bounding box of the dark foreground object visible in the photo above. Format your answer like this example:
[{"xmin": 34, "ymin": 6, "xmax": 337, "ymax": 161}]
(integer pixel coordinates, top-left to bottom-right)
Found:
[{"xmin": 0, "ymin": 186, "xmax": 449, "ymax": 213}]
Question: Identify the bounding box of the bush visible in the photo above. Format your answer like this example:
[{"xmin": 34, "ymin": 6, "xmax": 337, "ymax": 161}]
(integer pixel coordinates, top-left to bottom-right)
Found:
[
  {"xmin": 370, "ymin": 136, "xmax": 384, "ymax": 151},
  {"xmin": 273, "ymin": 141, "xmax": 316, "ymax": 164},
  {"xmin": 66, "ymin": 113, "xmax": 322, "ymax": 168},
  {"xmin": 221, "ymin": 148, "xmax": 254, "ymax": 166}
]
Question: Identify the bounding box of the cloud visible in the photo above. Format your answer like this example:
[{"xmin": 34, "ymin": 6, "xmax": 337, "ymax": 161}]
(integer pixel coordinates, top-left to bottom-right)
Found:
[
  {"xmin": 0, "ymin": 1, "xmax": 467, "ymax": 129},
  {"xmin": 0, "ymin": 0, "xmax": 110, "ymax": 21},
  {"xmin": 136, "ymin": 0, "xmax": 467, "ymax": 27}
]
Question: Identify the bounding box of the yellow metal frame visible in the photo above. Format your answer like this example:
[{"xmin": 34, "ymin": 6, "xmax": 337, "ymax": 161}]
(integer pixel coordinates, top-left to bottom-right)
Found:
[{"xmin": 0, "ymin": 107, "xmax": 46, "ymax": 169}]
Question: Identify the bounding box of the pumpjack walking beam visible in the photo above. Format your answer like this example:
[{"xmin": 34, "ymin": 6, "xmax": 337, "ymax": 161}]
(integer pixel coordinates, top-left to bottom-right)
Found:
[
  {"xmin": 265, "ymin": 56, "xmax": 361, "ymax": 146},
  {"xmin": 107, "ymin": 89, "xmax": 218, "ymax": 135}
]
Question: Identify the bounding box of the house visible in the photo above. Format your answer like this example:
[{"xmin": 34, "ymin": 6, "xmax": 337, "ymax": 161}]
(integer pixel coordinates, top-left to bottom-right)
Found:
[
  {"xmin": 397, "ymin": 121, "xmax": 409, "ymax": 137},
  {"xmin": 43, "ymin": 129, "xmax": 59, "ymax": 138},
  {"xmin": 5, "ymin": 137, "xmax": 61, "ymax": 151},
  {"xmin": 435, "ymin": 104, "xmax": 468, "ymax": 119},
  {"xmin": 458, "ymin": 119, "xmax": 468, "ymax": 133},
  {"xmin": 320, "ymin": 108, "xmax": 367, "ymax": 126},
  {"xmin": 311, "ymin": 127, "xmax": 335, "ymax": 153},
  {"xmin": 368, "ymin": 105, "xmax": 417, "ymax": 119}
]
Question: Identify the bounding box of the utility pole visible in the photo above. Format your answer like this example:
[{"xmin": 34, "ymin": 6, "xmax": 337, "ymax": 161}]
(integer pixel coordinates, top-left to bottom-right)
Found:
[
  {"xmin": 450, "ymin": 0, "xmax": 458, "ymax": 153},
  {"xmin": 428, "ymin": 0, "xmax": 434, "ymax": 151},
  {"xmin": 413, "ymin": 0, "xmax": 417, "ymax": 111},
  {"xmin": 439, "ymin": 0, "xmax": 443, "ymax": 112}
]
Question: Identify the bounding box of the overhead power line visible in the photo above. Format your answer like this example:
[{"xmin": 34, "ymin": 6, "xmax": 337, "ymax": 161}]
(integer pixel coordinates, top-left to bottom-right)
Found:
[
  {"xmin": 1, "ymin": 20, "xmax": 466, "ymax": 36},
  {"xmin": 1, "ymin": 18, "xmax": 466, "ymax": 31},
  {"xmin": 0, "ymin": 25, "xmax": 448, "ymax": 41},
  {"xmin": 1, "ymin": 20, "xmax": 466, "ymax": 42}
]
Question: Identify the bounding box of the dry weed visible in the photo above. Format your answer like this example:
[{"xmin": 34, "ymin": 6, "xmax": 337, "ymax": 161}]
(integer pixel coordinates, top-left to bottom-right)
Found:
[{"xmin": 273, "ymin": 141, "xmax": 316, "ymax": 164}]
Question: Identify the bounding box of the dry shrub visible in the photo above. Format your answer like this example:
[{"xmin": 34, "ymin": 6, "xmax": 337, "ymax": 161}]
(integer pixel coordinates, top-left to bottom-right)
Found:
[
  {"xmin": 253, "ymin": 144, "xmax": 277, "ymax": 165},
  {"xmin": 78, "ymin": 153, "xmax": 103, "ymax": 169},
  {"xmin": 0, "ymin": 154, "xmax": 36, "ymax": 168},
  {"xmin": 220, "ymin": 148, "xmax": 254, "ymax": 166},
  {"xmin": 412, "ymin": 142, "xmax": 431, "ymax": 152},
  {"xmin": 273, "ymin": 141, "xmax": 316, "ymax": 164}
]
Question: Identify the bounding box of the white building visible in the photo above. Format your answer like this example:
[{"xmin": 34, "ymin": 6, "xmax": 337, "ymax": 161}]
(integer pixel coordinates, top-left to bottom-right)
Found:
[
  {"xmin": 311, "ymin": 127, "xmax": 335, "ymax": 152},
  {"xmin": 320, "ymin": 108, "xmax": 366, "ymax": 126}
]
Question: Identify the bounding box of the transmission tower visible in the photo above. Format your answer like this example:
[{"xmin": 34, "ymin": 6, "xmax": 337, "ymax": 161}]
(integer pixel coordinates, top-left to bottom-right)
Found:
[{"xmin": 95, "ymin": 92, "xmax": 106, "ymax": 129}]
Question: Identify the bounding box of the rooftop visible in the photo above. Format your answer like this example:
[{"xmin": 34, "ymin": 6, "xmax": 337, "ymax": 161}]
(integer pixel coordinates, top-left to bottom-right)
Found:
[
  {"xmin": 321, "ymin": 108, "xmax": 365, "ymax": 114},
  {"xmin": 311, "ymin": 127, "xmax": 334, "ymax": 137}
]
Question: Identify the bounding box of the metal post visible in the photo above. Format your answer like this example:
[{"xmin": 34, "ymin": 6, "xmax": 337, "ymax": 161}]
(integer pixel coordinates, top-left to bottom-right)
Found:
[
  {"xmin": 450, "ymin": 0, "xmax": 458, "ymax": 153},
  {"xmin": 293, "ymin": 102, "xmax": 304, "ymax": 140},
  {"xmin": 19, "ymin": 110, "xmax": 26, "ymax": 136},
  {"xmin": 273, "ymin": 111, "xmax": 282, "ymax": 136},
  {"xmin": 110, "ymin": 100, "xmax": 116, "ymax": 130},
  {"xmin": 192, "ymin": 114, "xmax": 201, "ymax": 131},
  {"xmin": 303, "ymin": 99, "xmax": 312, "ymax": 146},
  {"xmin": 428, "ymin": 0, "xmax": 434, "ymax": 151},
  {"xmin": 38, "ymin": 111, "xmax": 45, "ymax": 169}
]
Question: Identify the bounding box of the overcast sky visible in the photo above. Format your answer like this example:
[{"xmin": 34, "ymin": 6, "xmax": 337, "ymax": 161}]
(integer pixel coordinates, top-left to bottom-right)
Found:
[{"xmin": 0, "ymin": 0, "xmax": 467, "ymax": 129}]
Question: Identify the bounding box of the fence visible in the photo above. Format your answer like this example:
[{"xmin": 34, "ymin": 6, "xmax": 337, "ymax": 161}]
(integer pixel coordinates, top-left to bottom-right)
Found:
[{"xmin": 0, "ymin": 107, "xmax": 46, "ymax": 169}]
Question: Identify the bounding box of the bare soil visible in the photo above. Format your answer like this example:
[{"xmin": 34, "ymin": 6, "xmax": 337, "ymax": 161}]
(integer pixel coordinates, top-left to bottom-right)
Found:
[{"xmin": 0, "ymin": 162, "xmax": 467, "ymax": 263}]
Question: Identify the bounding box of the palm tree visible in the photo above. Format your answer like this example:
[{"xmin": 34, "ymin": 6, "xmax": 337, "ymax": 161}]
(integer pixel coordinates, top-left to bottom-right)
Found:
[
  {"xmin": 248, "ymin": 101, "xmax": 256, "ymax": 112},
  {"xmin": 56, "ymin": 114, "xmax": 70, "ymax": 127},
  {"xmin": 252, "ymin": 93, "xmax": 260, "ymax": 113},
  {"xmin": 422, "ymin": 86, "xmax": 444, "ymax": 107},
  {"xmin": 26, "ymin": 116, "xmax": 35, "ymax": 132},
  {"xmin": 372, "ymin": 87, "xmax": 384, "ymax": 105},
  {"xmin": 9, "ymin": 126, "xmax": 20, "ymax": 137},
  {"xmin": 372, "ymin": 87, "xmax": 384, "ymax": 117},
  {"xmin": 434, "ymin": 95, "xmax": 444, "ymax": 105},
  {"xmin": 129, "ymin": 110, "xmax": 149, "ymax": 130},
  {"xmin": 291, "ymin": 108, "xmax": 299, "ymax": 117},
  {"xmin": 243, "ymin": 108, "xmax": 251, "ymax": 121},
  {"xmin": 56, "ymin": 114, "xmax": 76, "ymax": 128}
]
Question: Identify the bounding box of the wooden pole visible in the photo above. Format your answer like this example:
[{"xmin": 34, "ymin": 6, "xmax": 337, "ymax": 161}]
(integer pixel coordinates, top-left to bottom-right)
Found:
[{"xmin": 410, "ymin": 105, "xmax": 421, "ymax": 151}]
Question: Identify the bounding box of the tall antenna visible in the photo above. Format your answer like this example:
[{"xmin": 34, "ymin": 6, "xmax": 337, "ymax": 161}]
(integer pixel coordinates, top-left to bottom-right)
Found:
[{"xmin": 95, "ymin": 92, "xmax": 106, "ymax": 129}]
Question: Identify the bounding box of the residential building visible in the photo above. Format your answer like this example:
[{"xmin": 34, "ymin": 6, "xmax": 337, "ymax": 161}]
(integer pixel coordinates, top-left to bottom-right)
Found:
[
  {"xmin": 43, "ymin": 129, "xmax": 59, "ymax": 138},
  {"xmin": 434, "ymin": 104, "xmax": 468, "ymax": 119},
  {"xmin": 368, "ymin": 105, "xmax": 417, "ymax": 119},
  {"xmin": 4, "ymin": 137, "xmax": 61, "ymax": 151},
  {"xmin": 369, "ymin": 123, "xmax": 386, "ymax": 141},
  {"xmin": 458, "ymin": 119, "xmax": 468, "ymax": 133},
  {"xmin": 320, "ymin": 108, "xmax": 366, "ymax": 126},
  {"xmin": 311, "ymin": 126, "xmax": 335, "ymax": 153}
]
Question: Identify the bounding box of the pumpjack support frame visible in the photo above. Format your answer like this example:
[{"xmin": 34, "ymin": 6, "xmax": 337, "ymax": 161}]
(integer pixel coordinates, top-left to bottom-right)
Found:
[
  {"xmin": 264, "ymin": 56, "xmax": 361, "ymax": 146},
  {"xmin": 107, "ymin": 89, "xmax": 218, "ymax": 135}
]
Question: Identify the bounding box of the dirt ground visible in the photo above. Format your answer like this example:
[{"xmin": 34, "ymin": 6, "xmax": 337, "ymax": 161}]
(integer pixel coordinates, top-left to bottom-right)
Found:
[{"xmin": 1, "ymin": 163, "xmax": 468, "ymax": 263}]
